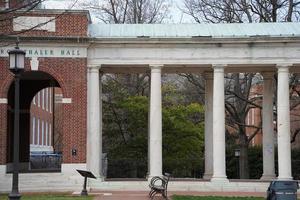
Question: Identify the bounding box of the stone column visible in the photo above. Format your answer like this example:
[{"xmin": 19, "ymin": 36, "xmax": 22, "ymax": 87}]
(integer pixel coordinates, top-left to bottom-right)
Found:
[
  {"xmin": 261, "ymin": 72, "xmax": 276, "ymax": 180},
  {"xmin": 277, "ymin": 64, "xmax": 292, "ymax": 180},
  {"xmin": 203, "ymin": 72, "xmax": 213, "ymax": 180},
  {"xmin": 149, "ymin": 65, "xmax": 163, "ymax": 177},
  {"xmin": 87, "ymin": 66, "xmax": 102, "ymax": 178},
  {"xmin": 211, "ymin": 64, "xmax": 228, "ymax": 182}
]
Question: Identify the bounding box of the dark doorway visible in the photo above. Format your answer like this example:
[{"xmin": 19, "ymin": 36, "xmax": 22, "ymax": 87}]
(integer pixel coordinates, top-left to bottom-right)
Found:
[{"xmin": 7, "ymin": 71, "xmax": 63, "ymax": 172}]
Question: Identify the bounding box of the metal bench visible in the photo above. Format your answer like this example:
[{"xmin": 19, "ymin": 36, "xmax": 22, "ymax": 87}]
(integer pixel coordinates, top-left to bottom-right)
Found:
[{"xmin": 149, "ymin": 173, "xmax": 171, "ymax": 199}]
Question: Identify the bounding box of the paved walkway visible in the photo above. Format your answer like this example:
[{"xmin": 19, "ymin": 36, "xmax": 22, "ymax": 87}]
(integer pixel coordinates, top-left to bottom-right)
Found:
[{"xmin": 91, "ymin": 191, "xmax": 266, "ymax": 200}]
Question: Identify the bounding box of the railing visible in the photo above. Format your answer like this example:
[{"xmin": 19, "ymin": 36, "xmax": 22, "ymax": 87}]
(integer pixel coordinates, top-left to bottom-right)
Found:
[
  {"xmin": 103, "ymin": 158, "xmax": 203, "ymax": 179},
  {"xmin": 30, "ymin": 152, "xmax": 62, "ymax": 170}
]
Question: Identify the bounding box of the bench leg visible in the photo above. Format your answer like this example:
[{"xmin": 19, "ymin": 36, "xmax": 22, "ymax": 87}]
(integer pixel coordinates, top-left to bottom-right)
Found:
[{"xmin": 149, "ymin": 189, "xmax": 155, "ymax": 198}]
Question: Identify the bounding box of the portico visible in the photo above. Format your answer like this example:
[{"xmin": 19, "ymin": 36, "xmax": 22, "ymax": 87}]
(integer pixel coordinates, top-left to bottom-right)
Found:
[
  {"xmin": 1, "ymin": 21, "xmax": 300, "ymax": 193},
  {"xmin": 86, "ymin": 23, "xmax": 300, "ymax": 183}
]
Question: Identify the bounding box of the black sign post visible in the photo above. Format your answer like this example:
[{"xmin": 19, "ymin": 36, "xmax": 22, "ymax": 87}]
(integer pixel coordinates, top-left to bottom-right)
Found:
[{"xmin": 76, "ymin": 169, "xmax": 97, "ymax": 196}]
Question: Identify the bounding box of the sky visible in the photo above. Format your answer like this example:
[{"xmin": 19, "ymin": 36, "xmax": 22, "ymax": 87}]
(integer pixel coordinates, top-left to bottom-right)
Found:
[{"xmin": 43, "ymin": 0, "xmax": 194, "ymax": 23}]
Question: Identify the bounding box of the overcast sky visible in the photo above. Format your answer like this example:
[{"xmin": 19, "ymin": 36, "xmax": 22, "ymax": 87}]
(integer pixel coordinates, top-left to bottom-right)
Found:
[{"xmin": 43, "ymin": 0, "xmax": 194, "ymax": 23}]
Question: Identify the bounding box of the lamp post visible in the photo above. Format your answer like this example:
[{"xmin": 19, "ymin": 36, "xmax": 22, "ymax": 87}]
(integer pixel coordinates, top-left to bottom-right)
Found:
[
  {"xmin": 8, "ymin": 42, "xmax": 25, "ymax": 200},
  {"xmin": 234, "ymin": 149, "xmax": 240, "ymax": 179}
]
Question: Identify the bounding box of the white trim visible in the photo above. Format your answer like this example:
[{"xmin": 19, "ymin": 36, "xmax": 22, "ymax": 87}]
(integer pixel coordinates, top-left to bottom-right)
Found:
[
  {"xmin": 32, "ymin": 117, "xmax": 35, "ymax": 145},
  {"xmin": 5, "ymin": 0, "xmax": 9, "ymax": 9},
  {"xmin": 62, "ymin": 98, "xmax": 72, "ymax": 104},
  {"xmin": 38, "ymin": 92, "xmax": 40, "ymax": 107},
  {"xmin": 61, "ymin": 163, "xmax": 87, "ymax": 175},
  {"xmin": 46, "ymin": 88, "xmax": 49, "ymax": 111},
  {"xmin": 0, "ymin": 98, "xmax": 7, "ymax": 104},
  {"xmin": 45, "ymin": 121, "xmax": 48, "ymax": 146},
  {"xmin": 30, "ymin": 145, "xmax": 53, "ymax": 152},
  {"xmin": 42, "ymin": 89, "xmax": 45, "ymax": 110},
  {"xmin": 41, "ymin": 121, "xmax": 44, "ymax": 146},
  {"xmin": 49, "ymin": 123, "xmax": 52, "ymax": 146},
  {"xmin": 13, "ymin": 16, "xmax": 56, "ymax": 32},
  {"xmin": 37, "ymin": 118, "xmax": 40, "ymax": 145},
  {"xmin": 49, "ymin": 88, "xmax": 52, "ymax": 113},
  {"xmin": 0, "ymin": 46, "xmax": 87, "ymax": 58}
]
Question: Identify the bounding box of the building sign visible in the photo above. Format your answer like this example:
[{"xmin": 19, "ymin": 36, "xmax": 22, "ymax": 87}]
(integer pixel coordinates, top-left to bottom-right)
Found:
[{"xmin": 0, "ymin": 46, "xmax": 87, "ymax": 58}]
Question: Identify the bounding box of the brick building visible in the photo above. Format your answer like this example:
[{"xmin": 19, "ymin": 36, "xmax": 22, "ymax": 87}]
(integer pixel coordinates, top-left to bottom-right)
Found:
[
  {"xmin": 246, "ymin": 82, "xmax": 300, "ymax": 148},
  {"xmin": 29, "ymin": 87, "xmax": 63, "ymax": 152},
  {"xmin": 0, "ymin": 1, "xmax": 90, "ymax": 173}
]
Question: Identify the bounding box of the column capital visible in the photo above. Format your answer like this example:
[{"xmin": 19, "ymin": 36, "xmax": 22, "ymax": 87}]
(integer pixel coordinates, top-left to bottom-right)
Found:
[
  {"xmin": 88, "ymin": 65, "xmax": 101, "ymax": 73},
  {"xmin": 276, "ymin": 64, "xmax": 292, "ymax": 72},
  {"xmin": 212, "ymin": 64, "xmax": 227, "ymax": 72},
  {"xmin": 261, "ymin": 72, "xmax": 274, "ymax": 80},
  {"xmin": 149, "ymin": 64, "xmax": 163, "ymax": 70},
  {"xmin": 203, "ymin": 72, "xmax": 213, "ymax": 80},
  {"xmin": 88, "ymin": 64, "xmax": 101, "ymax": 69},
  {"xmin": 149, "ymin": 64, "xmax": 163, "ymax": 73}
]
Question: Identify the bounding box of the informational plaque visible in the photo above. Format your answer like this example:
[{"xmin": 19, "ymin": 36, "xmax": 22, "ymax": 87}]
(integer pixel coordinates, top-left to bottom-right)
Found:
[{"xmin": 76, "ymin": 169, "xmax": 97, "ymax": 196}]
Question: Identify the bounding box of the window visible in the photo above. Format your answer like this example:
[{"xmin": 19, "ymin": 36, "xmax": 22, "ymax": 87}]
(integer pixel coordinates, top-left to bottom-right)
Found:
[
  {"xmin": 37, "ymin": 118, "xmax": 40, "ymax": 145},
  {"xmin": 37, "ymin": 92, "xmax": 40, "ymax": 107},
  {"xmin": 45, "ymin": 122, "xmax": 48, "ymax": 146},
  {"xmin": 42, "ymin": 89, "xmax": 45, "ymax": 110},
  {"xmin": 33, "ymin": 96, "xmax": 36, "ymax": 105},
  {"xmin": 49, "ymin": 123, "xmax": 52, "ymax": 146},
  {"xmin": 49, "ymin": 88, "xmax": 52, "ymax": 113},
  {"xmin": 32, "ymin": 117, "xmax": 35, "ymax": 145},
  {"xmin": 41, "ymin": 121, "xmax": 44, "ymax": 146},
  {"xmin": 46, "ymin": 88, "xmax": 48, "ymax": 111}
]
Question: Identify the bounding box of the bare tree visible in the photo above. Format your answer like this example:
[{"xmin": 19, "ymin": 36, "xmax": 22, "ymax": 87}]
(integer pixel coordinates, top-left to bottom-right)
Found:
[
  {"xmin": 80, "ymin": 0, "xmax": 171, "ymax": 23},
  {"xmin": 183, "ymin": 0, "xmax": 300, "ymax": 23}
]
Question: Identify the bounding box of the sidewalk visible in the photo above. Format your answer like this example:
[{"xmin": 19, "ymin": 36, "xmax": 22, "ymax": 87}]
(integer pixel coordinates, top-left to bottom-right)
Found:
[{"xmin": 91, "ymin": 191, "xmax": 266, "ymax": 200}]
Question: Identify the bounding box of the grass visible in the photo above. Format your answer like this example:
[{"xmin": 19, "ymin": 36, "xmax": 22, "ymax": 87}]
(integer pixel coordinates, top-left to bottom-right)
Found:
[
  {"xmin": 0, "ymin": 194, "xmax": 93, "ymax": 200},
  {"xmin": 172, "ymin": 196, "xmax": 265, "ymax": 200}
]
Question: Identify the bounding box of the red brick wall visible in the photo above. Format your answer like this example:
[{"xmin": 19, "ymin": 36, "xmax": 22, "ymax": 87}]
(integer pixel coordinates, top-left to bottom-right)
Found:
[
  {"xmin": 0, "ymin": 0, "xmax": 6, "ymax": 8},
  {"xmin": 0, "ymin": 10, "xmax": 89, "ymax": 37},
  {"xmin": 0, "ymin": 57, "xmax": 87, "ymax": 165}
]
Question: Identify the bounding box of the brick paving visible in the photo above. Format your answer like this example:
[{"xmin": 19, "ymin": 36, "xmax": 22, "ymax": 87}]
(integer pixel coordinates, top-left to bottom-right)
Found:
[{"xmin": 91, "ymin": 191, "xmax": 266, "ymax": 200}]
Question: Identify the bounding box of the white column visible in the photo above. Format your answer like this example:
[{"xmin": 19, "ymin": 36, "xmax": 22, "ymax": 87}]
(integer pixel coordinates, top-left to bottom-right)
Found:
[
  {"xmin": 203, "ymin": 72, "xmax": 213, "ymax": 179},
  {"xmin": 277, "ymin": 64, "xmax": 292, "ymax": 180},
  {"xmin": 87, "ymin": 66, "xmax": 102, "ymax": 178},
  {"xmin": 261, "ymin": 72, "xmax": 276, "ymax": 180},
  {"xmin": 149, "ymin": 65, "xmax": 163, "ymax": 177},
  {"xmin": 211, "ymin": 64, "xmax": 228, "ymax": 182}
]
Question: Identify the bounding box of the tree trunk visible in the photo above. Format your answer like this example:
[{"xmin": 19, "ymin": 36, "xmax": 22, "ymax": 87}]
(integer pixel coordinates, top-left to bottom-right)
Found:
[{"xmin": 239, "ymin": 143, "xmax": 249, "ymax": 179}]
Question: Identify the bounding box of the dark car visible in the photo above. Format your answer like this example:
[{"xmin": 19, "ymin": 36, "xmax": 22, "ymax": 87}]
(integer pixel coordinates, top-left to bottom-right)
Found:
[{"xmin": 267, "ymin": 181, "xmax": 299, "ymax": 200}]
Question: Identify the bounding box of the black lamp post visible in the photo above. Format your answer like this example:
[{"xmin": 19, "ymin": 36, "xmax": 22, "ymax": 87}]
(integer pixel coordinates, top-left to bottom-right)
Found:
[
  {"xmin": 8, "ymin": 42, "xmax": 25, "ymax": 200},
  {"xmin": 234, "ymin": 149, "xmax": 240, "ymax": 179}
]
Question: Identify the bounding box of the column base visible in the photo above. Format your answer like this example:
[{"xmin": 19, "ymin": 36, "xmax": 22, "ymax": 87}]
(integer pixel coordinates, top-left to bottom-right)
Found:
[
  {"xmin": 61, "ymin": 163, "xmax": 87, "ymax": 175},
  {"xmin": 203, "ymin": 173, "xmax": 213, "ymax": 180},
  {"xmin": 0, "ymin": 165, "xmax": 6, "ymax": 175},
  {"xmin": 147, "ymin": 174, "xmax": 163, "ymax": 181},
  {"xmin": 277, "ymin": 176, "xmax": 293, "ymax": 181},
  {"xmin": 260, "ymin": 174, "xmax": 276, "ymax": 181},
  {"xmin": 210, "ymin": 176, "xmax": 229, "ymax": 183}
]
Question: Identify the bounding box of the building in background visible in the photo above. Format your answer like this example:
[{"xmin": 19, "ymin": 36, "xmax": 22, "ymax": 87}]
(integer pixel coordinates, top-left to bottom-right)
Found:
[{"xmin": 246, "ymin": 82, "xmax": 300, "ymax": 148}]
